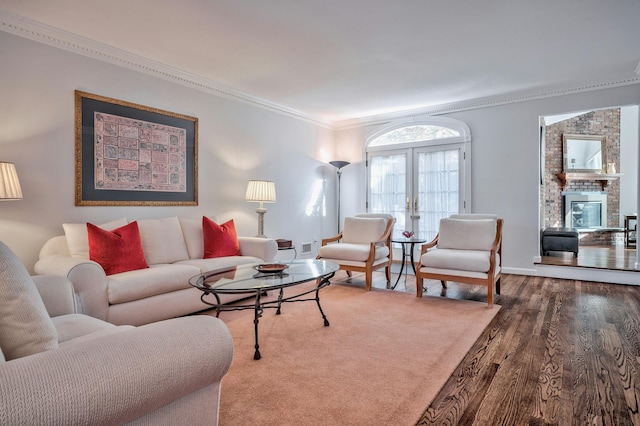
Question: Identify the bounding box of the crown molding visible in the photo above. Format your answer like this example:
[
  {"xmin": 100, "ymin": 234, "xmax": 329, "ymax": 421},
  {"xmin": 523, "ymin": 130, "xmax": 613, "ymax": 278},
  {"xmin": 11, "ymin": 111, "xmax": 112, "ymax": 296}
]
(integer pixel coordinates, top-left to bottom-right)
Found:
[
  {"xmin": 3, "ymin": 10, "xmax": 639, "ymax": 132},
  {"xmin": 0, "ymin": 10, "xmax": 333, "ymax": 128},
  {"xmin": 334, "ymin": 72, "xmax": 640, "ymax": 130}
]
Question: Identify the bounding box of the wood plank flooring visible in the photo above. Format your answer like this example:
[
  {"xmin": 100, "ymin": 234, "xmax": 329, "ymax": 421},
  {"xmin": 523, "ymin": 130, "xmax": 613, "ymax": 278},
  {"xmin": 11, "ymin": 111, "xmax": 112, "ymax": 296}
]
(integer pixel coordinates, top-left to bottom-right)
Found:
[
  {"xmin": 338, "ymin": 270, "xmax": 640, "ymax": 425},
  {"xmin": 538, "ymin": 245, "xmax": 638, "ymax": 271}
]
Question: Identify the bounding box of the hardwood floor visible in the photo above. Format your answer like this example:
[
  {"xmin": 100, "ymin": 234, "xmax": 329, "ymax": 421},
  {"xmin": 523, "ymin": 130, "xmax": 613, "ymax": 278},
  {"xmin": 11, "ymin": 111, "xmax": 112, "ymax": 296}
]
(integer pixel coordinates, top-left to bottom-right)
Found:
[
  {"xmin": 538, "ymin": 245, "xmax": 638, "ymax": 271},
  {"xmin": 339, "ymin": 269, "xmax": 640, "ymax": 425}
]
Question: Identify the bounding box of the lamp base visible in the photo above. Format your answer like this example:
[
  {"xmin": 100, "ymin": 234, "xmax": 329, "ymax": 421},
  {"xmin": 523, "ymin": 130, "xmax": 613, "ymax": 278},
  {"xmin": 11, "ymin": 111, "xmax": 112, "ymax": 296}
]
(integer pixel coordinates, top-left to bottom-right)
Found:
[{"xmin": 256, "ymin": 208, "xmax": 267, "ymax": 238}]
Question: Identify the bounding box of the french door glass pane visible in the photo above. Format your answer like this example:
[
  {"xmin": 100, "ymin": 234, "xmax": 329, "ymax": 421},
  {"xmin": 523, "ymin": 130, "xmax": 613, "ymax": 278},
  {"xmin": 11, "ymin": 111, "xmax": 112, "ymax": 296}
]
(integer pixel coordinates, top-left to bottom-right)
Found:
[
  {"xmin": 369, "ymin": 153, "xmax": 406, "ymax": 239},
  {"xmin": 416, "ymin": 149, "xmax": 459, "ymax": 241}
]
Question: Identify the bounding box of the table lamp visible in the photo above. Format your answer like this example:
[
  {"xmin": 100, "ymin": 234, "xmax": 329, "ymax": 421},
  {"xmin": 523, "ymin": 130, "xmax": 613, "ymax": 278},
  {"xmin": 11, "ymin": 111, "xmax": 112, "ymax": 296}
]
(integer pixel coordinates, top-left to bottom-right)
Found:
[
  {"xmin": 0, "ymin": 162, "xmax": 23, "ymax": 200},
  {"xmin": 245, "ymin": 180, "xmax": 276, "ymax": 238}
]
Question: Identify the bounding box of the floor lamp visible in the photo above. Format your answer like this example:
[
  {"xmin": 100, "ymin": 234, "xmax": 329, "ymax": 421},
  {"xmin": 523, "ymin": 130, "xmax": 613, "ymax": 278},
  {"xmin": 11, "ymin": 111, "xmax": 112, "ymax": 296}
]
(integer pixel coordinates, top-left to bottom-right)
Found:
[
  {"xmin": 245, "ymin": 180, "xmax": 276, "ymax": 238},
  {"xmin": 329, "ymin": 161, "xmax": 350, "ymax": 235}
]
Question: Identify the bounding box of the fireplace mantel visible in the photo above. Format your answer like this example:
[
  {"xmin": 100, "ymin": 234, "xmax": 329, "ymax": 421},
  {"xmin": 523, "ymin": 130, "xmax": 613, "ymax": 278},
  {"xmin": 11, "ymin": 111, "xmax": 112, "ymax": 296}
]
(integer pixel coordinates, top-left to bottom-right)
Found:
[{"xmin": 555, "ymin": 172, "xmax": 622, "ymax": 190}]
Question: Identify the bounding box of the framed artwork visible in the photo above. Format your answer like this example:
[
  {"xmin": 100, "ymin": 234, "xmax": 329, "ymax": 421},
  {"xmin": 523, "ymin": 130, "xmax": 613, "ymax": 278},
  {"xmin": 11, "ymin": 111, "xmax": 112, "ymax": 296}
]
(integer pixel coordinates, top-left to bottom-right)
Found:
[{"xmin": 75, "ymin": 90, "xmax": 198, "ymax": 206}]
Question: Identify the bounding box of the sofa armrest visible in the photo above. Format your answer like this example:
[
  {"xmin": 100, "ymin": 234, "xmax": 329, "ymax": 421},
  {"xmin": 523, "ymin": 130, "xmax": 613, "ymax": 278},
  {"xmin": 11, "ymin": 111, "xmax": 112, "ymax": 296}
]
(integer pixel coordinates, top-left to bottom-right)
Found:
[
  {"xmin": 34, "ymin": 255, "xmax": 109, "ymax": 321},
  {"xmin": 238, "ymin": 237, "xmax": 278, "ymax": 261},
  {"xmin": 0, "ymin": 316, "xmax": 233, "ymax": 425},
  {"xmin": 31, "ymin": 275, "xmax": 77, "ymax": 317}
]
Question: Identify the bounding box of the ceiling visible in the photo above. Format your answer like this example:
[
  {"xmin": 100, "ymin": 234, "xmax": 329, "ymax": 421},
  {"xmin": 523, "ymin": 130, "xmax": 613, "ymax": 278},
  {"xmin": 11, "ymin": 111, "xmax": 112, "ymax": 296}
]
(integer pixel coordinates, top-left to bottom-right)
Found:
[{"xmin": 2, "ymin": 0, "xmax": 640, "ymax": 125}]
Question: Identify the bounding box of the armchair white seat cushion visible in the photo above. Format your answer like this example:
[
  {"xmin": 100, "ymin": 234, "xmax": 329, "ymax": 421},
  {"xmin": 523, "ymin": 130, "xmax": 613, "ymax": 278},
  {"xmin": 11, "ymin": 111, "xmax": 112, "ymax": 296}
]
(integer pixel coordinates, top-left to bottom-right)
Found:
[
  {"xmin": 420, "ymin": 248, "xmax": 500, "ymax": 273},
  {"xmin": 318, "ymin": 243, "xmax": 390, "ymax": 262}
]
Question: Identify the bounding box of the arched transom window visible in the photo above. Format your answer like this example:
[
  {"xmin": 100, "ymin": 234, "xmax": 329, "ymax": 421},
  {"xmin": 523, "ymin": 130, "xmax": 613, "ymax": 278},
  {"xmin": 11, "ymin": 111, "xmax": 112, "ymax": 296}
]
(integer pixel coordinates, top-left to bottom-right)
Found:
[{"xmin": 369, "ymin": 124, "xmax": 461, "ymax": 147}]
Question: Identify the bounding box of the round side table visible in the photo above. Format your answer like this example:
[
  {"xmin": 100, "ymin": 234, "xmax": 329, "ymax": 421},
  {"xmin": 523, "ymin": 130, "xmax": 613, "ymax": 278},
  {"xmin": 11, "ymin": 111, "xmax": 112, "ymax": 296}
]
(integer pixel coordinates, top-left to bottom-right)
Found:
[{"xmin": 390, "ymin": 237, "xmax": 426, "ymax": 289}]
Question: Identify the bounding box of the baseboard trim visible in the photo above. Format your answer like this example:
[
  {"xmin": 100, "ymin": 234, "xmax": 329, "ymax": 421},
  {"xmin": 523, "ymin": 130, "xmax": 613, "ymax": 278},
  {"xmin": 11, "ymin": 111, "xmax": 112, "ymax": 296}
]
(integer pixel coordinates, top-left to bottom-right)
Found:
[{"xmin": 534, "ymin": 264, "xmax": 640, "ymax": 285}]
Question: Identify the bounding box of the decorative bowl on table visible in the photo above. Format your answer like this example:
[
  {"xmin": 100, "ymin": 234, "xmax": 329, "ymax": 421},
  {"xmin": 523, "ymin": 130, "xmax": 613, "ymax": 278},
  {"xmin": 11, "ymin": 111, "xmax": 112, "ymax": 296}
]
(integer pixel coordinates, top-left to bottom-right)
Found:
[
  {"xmin": 402, "ymin": 231, "xmax": 414, "ymax": 238},
  {"xmin": 253, "ymin": 263, "xmax": 289, "ymax": 274}
]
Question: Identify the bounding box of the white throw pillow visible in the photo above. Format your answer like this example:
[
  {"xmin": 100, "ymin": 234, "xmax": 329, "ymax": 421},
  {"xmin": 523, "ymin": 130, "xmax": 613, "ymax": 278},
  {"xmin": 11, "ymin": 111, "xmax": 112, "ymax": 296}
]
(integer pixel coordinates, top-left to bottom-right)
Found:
[
  {"xmin": 178, "ymin": 216, "xmax": 210, "ymax": 259},
  {"xmin": 437, "ymin": 218, "xmax": 497, "ymax": 251},
  {"xmin": 63, "ymin": 218, "xmax": 128, "ymax": 259},
  {"xmin": 0, "ymin": 241, "xmax": 58, "ymax": 360},
  {"xmin": 137, "ymin": 217, "xmax": 190, "ymax": 265}
]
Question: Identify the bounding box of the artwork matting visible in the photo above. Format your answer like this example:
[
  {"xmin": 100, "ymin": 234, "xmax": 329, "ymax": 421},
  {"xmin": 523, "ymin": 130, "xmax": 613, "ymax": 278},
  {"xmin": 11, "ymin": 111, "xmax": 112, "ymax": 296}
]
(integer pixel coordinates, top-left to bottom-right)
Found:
[{"xmin": 75, "ymin": 90, "xmax": 198, "ymax": 206}]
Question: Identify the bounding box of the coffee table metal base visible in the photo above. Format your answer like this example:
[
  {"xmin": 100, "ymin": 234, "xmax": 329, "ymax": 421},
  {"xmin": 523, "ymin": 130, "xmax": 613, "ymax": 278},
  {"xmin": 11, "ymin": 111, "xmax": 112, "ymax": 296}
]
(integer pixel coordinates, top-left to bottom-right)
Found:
[{"xmin": 200, "ymin": 272, "xmax": 334, "ymax": 360}]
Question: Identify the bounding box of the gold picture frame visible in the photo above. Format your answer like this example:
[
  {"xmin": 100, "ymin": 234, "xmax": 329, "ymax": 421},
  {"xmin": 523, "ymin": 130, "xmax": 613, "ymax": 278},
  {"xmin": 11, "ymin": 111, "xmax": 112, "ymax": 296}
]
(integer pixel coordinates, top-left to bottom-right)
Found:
[{"xmin": 75, "ymin": 90, "xmax": 198, "ymax": 206}]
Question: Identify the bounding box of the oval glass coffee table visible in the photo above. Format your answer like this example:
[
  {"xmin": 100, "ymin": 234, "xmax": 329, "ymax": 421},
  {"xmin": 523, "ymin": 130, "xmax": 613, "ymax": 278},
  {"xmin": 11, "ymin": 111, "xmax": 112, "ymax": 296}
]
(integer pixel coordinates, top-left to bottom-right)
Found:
[{"xmin": 189, "ymin": 259, "xmax": 339, "ymax": 360}]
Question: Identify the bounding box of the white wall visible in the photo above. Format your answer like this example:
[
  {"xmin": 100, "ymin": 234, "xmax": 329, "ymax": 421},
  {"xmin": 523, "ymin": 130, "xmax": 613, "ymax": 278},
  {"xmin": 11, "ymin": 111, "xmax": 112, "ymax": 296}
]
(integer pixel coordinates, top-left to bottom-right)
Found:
[
  {"xmin": 336, "ymin": 87, "xmax": 640, "ymax": 276},
  {"xmin": 3, "ymin": 29, "xmax": 640, "ymax": 280},
  {"xmin": 0, "ymin": 32, "xmax": 338, "ymax": 271},
  {"xmin": 620, "ymin": 105, "xmax": 639, "ymax": 225}
]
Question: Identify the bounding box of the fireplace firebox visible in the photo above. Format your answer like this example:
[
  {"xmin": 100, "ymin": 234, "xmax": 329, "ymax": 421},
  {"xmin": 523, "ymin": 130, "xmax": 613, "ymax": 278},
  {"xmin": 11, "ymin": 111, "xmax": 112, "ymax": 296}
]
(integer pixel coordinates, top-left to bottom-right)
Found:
[{"xmin": 562, "ymin": 191, "xmax": 607, "ymax": 229}]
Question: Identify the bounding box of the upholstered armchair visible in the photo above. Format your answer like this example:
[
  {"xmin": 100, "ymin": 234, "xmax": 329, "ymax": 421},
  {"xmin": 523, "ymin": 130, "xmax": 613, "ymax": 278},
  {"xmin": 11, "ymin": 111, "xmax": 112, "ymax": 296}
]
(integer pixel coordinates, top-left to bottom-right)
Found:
[
  {"xmin": 317, "ymin": 215, "xmax": 395, "ymax": 291},
  {"xmin": 0, "ymin": 241, "xmax": 234, "ymax": 425},
  {"xmin": 416, "ymin": 214, "xmax": 503, "ymax": 307}
]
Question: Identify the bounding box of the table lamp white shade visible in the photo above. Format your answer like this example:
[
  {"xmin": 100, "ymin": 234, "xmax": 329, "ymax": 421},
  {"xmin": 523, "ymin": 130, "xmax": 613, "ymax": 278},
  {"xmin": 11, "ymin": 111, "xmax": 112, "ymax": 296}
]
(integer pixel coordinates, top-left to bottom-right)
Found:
[
  {"xmin": 0, "ymin": 162, "xmax": 23, "ymax": 200},
  {"xmin": 245, "ymin": 180, "xmax": 276, "ymax": 237}
]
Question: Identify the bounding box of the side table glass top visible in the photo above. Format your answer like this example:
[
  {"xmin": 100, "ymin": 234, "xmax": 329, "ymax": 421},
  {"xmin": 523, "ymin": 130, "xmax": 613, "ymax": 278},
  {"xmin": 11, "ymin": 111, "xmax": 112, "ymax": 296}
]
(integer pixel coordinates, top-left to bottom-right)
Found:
[{"xmin": 189, "ymin": 259, "xmax": 339, "ymax": 293}]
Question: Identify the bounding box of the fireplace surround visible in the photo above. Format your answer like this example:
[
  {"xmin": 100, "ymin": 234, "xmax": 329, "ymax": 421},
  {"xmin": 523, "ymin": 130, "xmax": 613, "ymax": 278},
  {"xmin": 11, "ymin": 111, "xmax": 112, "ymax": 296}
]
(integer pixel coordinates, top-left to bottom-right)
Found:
[{"xmin": 563, "ymin": 191, "xmax": 607, "ymax": 229}]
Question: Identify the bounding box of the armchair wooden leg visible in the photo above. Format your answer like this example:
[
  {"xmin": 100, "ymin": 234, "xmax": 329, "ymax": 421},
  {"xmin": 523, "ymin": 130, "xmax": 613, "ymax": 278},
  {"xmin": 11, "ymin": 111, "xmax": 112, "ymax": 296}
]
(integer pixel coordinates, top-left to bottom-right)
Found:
[
  {"xmin": 346, "ymin": 271, "xmax": 352, "ymax": 278},
  {"xmin": 441, "ymin": 280, "xmax": 447, "ymax": 288},
  {"xmin": 417, "ymin": 278, "xmax": 423, "ymax": 297},
  {"xmin": 365, "ymin": 269, "xmax": 372, "ymax": 291},
  {"xmin": 496, "ymin": 278, "xmax": 501, "ymax": 294},
  {"xmin": 385, "ymin": 265, "xmax": 391, "ymax": 285},
  {"xmin": 487, "ymin": 282, "xmax": 493, "ymax": 308}
]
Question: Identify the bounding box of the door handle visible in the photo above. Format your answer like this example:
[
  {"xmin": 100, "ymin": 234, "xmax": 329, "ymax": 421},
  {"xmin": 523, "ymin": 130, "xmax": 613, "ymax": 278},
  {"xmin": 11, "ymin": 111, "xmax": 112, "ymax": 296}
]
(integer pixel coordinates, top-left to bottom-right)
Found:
[
  {"xmin": 413, "ymin": 197, "xmax": 418, "ymax": 213},
  {"xmin": 406, "ymin": 197, "xmax": 410, "ymax": 211}
]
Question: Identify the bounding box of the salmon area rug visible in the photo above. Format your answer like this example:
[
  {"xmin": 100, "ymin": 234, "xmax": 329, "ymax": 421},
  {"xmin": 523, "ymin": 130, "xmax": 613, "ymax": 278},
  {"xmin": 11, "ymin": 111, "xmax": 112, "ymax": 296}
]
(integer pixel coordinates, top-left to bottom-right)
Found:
[{"xmin": 210, "ymin": 282, "xmax": 500, "ymax": 425}]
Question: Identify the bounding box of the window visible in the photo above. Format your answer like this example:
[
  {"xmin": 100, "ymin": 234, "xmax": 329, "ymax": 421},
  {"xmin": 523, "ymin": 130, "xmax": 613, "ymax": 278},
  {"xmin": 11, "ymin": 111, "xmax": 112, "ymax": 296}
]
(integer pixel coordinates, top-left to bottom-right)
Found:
[{"xmin": 366, "ymin": 118, "xmax": 471, "ymax": 241}]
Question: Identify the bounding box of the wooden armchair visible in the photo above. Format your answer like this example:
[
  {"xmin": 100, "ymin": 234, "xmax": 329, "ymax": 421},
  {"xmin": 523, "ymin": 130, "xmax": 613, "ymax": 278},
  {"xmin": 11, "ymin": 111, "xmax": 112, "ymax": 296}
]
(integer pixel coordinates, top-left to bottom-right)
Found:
[
  {"xmin": 416, "ymin": 215, "xmax": 503, "ymax": 307},
  {"xmin": 317, "ymin": 215, "xmax": 395, "ymax": 290}
]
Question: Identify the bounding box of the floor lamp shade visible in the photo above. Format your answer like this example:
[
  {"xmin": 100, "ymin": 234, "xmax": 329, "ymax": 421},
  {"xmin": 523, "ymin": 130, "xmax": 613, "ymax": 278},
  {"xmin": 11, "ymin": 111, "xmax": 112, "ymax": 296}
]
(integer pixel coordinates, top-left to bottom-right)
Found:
[
  {"xmin": 245, "ymin": 180, "xmax": 276, "ymax": 238},
  {"xmin": 0, "ymin": 162, "xmax": 23, "ymax": 200}
]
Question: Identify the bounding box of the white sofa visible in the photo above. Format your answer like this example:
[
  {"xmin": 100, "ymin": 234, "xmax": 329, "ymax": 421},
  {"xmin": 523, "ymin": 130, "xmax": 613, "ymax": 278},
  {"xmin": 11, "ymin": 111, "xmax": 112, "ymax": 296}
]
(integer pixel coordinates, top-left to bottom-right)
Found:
[
  {"xmin": 0, "ymin": 241, "xmax": 233, "ymax": 425},
  {"xmin": 34, "ymin": 216, "xmax": 278, "ymax": 326}
]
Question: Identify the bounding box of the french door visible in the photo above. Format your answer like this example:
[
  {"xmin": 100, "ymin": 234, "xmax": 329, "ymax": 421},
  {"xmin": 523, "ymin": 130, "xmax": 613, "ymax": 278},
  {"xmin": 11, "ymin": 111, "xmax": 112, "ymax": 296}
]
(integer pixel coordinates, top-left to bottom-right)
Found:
[{"xmin": 368, "ymin": 144, "xmax": 465, "ymax": 242}]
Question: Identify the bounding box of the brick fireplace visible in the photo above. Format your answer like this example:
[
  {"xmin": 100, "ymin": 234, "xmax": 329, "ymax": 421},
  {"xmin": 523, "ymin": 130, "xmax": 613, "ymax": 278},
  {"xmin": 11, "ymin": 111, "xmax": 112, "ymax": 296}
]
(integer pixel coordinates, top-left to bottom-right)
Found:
[{"xmin": 543, "ymin": 109, "xmax": 621, "ymax": 245}]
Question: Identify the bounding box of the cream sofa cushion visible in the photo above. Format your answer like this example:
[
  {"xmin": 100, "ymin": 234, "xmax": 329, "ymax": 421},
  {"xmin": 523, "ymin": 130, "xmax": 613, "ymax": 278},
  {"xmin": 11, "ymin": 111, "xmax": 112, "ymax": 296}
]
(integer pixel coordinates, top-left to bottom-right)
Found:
[
  {"xmin": 138, "ymin": 217, "xmax": 190, "ymax": 265},
  {"xmin": 107, "ymin": 264, "xmax": 200, "ymax": 305},
  {"xmin": 0, "ymin": 241, "xmax": 58, "ymax": 360},
  {"xmin": 437, "ymin": 218, "xmax": 496, "ymax": 251},
  {"xmin": 176, "ymin": 256, "xmax": 260, "ymax": 273},
  {"xmin": 342, "ymin": 217, "xmax": 387, "ymax": 244},
  {"xmin": 63, "ymin": 218, "xmax": 128, "ymax": 259},
  {"xmin": 52, "ymin": 313, "xmax": 132, "ymax": 344},
  {"xmin": 179, "ymin": 216, "xmax": 216, "ymax": 259}
]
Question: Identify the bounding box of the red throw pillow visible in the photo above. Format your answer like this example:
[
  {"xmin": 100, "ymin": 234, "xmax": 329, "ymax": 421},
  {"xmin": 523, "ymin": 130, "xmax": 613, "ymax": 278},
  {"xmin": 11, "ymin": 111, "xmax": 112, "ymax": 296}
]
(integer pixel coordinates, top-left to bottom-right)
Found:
[
  {"xmin": 87, "ymin": 221, "xmax": 149, "ymax": 275},
  {"xmin": 203, "ymin": 217, "xmax": 241, "ymax": 258}
]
